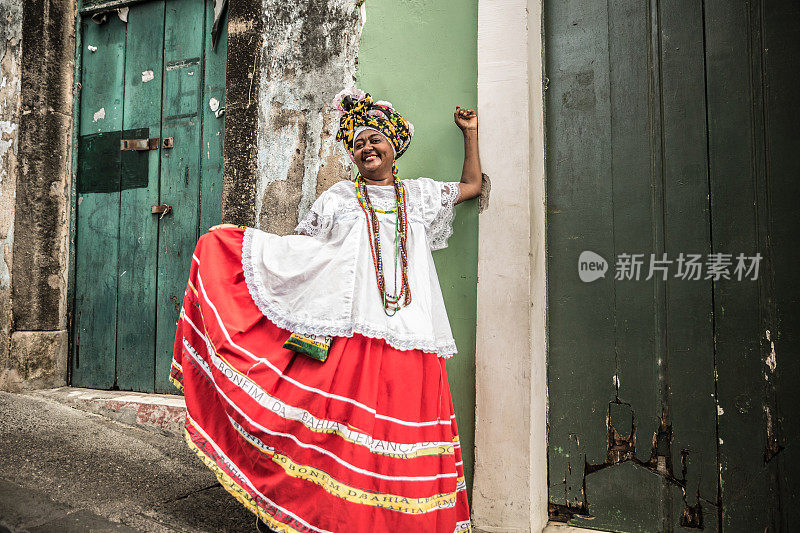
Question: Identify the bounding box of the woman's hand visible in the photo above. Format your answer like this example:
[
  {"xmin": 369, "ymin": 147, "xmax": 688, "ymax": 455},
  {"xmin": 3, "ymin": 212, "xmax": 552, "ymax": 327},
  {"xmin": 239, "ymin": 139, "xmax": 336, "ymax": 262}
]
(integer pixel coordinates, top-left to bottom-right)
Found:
[
  {"xmin": 453, "ymin": 106, "xmax": 481, "ymax": 204},
  {"xmin": 208, "ymin": 224, "xmax": 239, "ymax": 231},
  {"xmin": 454, "ymin": 106, "xmax": 477, "ymax": 132}
]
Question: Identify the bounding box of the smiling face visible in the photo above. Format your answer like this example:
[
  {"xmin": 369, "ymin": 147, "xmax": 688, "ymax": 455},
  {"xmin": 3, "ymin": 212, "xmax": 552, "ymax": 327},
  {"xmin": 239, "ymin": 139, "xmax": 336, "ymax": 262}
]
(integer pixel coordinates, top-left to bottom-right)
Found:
[{"xmin": 353, "ymin": 129, "xmax": 395, "ymax": 181}]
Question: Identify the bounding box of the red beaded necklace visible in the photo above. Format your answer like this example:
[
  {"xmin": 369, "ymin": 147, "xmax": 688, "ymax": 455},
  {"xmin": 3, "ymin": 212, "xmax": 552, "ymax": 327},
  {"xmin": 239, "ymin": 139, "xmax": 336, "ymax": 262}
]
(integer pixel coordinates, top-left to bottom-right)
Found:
[{"xmin": 355, "ymin": 175, "xmax": 412, "ymax": 315}]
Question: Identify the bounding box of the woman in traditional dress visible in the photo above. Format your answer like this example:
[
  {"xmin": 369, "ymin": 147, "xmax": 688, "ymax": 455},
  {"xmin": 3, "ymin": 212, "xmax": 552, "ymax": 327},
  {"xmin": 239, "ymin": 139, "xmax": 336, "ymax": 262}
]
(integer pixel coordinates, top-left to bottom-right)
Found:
[{"xmin": 170, "ymin": 88, "xmax": 481, "ymax": 533}]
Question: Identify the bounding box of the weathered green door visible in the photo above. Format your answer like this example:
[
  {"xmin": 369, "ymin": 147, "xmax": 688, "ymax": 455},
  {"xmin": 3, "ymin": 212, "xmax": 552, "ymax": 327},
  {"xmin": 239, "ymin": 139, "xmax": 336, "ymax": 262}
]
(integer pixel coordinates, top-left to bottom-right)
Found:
[
  {"xmin": 72, "ymin": 0, "xmax": 227, "ymax": 393},
  {"xmin": 545, "ymin": 0, "xmax": 799, "ymax": 531}
]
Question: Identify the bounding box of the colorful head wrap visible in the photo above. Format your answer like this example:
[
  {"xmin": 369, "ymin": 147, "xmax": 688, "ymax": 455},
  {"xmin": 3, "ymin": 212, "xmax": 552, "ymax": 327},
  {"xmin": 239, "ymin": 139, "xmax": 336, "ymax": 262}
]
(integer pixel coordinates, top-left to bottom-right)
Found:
[{"xmin": 333, "ymin": 88, "xmax": 414, "ymax": 175}]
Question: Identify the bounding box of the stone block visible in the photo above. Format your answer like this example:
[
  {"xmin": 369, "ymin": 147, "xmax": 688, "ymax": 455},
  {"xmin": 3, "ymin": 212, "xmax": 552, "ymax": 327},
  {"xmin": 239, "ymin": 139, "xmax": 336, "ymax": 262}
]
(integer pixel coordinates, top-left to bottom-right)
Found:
[{"xmin": 1, "ymin": 330, "xmax": 67, "ymax": 391}]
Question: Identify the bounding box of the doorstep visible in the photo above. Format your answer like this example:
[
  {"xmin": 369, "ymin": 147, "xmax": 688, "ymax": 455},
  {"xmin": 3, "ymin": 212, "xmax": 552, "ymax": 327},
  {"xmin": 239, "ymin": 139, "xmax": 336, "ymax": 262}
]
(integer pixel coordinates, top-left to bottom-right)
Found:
[
  {"xmin": 543, "ymin": 523, "xmax": 604, "ymax": 533},
  {"xmin": 26, "ymin": 386, "xmax": 186, "ymax": 438}
]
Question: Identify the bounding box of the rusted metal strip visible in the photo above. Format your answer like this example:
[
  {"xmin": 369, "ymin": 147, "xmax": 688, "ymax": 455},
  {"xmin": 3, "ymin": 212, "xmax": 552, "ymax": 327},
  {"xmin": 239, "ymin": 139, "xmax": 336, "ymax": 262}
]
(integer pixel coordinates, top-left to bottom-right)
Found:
[
  {"xmin": 120, "ymin": 137, "xmax": 159, "ymax": 151},
  {"xmin": 150, "ymin": 204, "xmax": 173, "ymax": 218},
  {"xmin": 80, "ymin": 0, "xmax": 149, "ymax": 16}
]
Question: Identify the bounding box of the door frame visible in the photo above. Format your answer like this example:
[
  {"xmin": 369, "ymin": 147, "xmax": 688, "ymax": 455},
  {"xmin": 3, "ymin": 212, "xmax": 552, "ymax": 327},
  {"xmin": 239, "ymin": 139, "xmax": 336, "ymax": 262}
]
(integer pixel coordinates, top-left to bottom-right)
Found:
[{"xmin": 67, "ymin": 0, "xmax": 230, "ymax": 391}]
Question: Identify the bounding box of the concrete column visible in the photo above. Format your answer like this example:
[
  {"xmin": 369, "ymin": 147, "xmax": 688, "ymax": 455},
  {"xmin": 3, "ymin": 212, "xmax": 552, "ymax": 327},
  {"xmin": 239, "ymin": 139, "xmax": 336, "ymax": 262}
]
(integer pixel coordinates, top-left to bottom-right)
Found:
[
  {"xmin": 3, "ymin": 0, "xmax": 74, "ymax": 391},
  {"xmin": 221, "ymin": 0, "xmax": 263, "ymax": 226},
  {"xmin": 12, "ymin": 0, "xmax": 74, "ymax": 332},
  {"xmin": 473, "ymin": 1, "xmax": 547, "ymax": 531},
  {"xmin": 222, "ymin": 0, "xmax": 357, "ymax": 233}
]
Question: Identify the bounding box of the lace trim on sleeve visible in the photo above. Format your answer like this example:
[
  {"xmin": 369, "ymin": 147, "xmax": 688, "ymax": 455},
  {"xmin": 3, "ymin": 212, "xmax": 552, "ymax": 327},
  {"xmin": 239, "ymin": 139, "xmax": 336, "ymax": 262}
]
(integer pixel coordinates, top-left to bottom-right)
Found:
[
  {"xmin": 427, "ymin": 182, "xmax": 461, "ymax": 251},
  {"xmin": 294, "ymin": 210, "xmax": 334, "ymax": 237},
  {"xmin": 294, "ymin": 189, "xmax": 338, "ymax": 237}
]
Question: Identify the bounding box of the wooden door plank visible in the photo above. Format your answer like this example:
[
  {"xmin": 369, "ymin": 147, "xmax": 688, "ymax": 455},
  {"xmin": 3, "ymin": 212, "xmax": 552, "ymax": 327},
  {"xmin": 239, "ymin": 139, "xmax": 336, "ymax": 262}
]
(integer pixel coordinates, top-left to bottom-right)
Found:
[
  {"xmin": 544, "ymin": 0, "xmax": 617, "ymax": 515},
  {"xmin": 657, "ymin": 1, "xmax": 720, "ymax": 530},
  {"xmin": 116, "ymin": 0, "xmax": 165, "ymax": 392},
  {"xmin": 155, "ymin": 0, "xmax": 206, "ymax": 392},
  {"xmin": 72, "ymin": 16, "xmax": 127, "ymax": 389},
  {"xmin": 199, "ymin": 1, "xmax": 226, "ymax": 234},
  {"xmin": 761, "ymin": 3, "xmax": 800, "ymax": 527},
  {"xmin": 579, "ymin": 461, "xmax": 663, "ymax": 531},
  {"xmin": 568, "ymin": 2, "xmax": 665, "ymax": 529},
  {"xmin": 704, "ymin": 2, "xmax": 768, "ymax": 530},
  {"xmin": 708, "ymin": 1, "xmax": 800, "ymax": 529},
  {"xmin": 605, "ymin": 0, "xmax": 662, "ymax": 479}
]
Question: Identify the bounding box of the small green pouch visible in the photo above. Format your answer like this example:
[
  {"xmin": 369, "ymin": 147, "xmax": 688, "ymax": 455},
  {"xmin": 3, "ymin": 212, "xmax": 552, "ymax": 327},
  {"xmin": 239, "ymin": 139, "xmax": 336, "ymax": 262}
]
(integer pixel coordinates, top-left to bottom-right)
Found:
[{"xmin": 283, "ymin": 332, "xmax": 333, "ymax": 362}]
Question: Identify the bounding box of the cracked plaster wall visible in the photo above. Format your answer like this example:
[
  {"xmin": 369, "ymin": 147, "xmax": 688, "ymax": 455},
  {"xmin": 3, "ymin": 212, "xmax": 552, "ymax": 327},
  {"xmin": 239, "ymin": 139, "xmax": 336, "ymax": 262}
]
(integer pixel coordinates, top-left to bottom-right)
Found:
[
  {"xmin": 0, "ymin": 0, "xmax": 22, "ymax": 386},
  {"xmin": 255, "ymin": 0, "xmax": 361, "ymax": 235}
]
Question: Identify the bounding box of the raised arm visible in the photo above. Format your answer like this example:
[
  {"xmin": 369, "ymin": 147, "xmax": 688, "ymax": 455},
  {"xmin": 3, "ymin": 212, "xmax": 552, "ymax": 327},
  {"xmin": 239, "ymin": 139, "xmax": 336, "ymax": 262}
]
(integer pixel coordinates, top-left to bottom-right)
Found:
[{"xmin": 453, "ymin": 106, "xmax": 482, "ymax": 204}]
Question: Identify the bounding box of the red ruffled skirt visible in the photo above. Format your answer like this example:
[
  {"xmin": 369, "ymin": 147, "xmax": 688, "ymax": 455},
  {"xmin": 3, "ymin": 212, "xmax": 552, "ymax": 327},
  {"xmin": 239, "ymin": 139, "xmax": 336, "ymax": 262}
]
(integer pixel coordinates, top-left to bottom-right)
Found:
[{"xmin": 171, "ymin": 228, "xmax": 471, "ymax": 533}]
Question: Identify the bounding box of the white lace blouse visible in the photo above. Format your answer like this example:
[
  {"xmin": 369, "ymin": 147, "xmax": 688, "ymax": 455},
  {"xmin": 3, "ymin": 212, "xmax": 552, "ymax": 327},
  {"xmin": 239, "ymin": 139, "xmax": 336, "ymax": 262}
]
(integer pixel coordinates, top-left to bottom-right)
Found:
[{"xmin": 242, "ymin": 178, "xmax": 461, "ymax": 358}]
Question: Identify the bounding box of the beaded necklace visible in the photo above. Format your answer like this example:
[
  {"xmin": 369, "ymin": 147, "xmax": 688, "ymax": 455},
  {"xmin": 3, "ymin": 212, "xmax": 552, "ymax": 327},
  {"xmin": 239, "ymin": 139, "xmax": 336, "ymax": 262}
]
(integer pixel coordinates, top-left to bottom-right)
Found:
[{"xmin": 355, "ymin": 175, "xmax": 412, "ymax": 315}]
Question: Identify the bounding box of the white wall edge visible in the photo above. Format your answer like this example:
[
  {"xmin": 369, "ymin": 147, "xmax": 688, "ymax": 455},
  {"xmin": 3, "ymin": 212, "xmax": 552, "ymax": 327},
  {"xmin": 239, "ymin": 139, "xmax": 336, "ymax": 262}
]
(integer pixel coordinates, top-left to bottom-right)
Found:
[
  {"xmin": 527, "ymin": 1, "xmax": 549, "ymax": 531},
  {"xmin": 474, "ymin": 0, "xmax": 548, "ymax": 531}
]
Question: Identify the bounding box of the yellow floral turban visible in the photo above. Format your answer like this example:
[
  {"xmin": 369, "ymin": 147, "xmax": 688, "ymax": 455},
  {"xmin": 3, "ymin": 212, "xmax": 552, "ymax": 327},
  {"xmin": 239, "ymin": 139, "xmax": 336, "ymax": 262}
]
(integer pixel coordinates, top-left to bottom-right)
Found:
[{"xmin": 333, "ymin": 88, "xmax": 414, "ymax": 175}]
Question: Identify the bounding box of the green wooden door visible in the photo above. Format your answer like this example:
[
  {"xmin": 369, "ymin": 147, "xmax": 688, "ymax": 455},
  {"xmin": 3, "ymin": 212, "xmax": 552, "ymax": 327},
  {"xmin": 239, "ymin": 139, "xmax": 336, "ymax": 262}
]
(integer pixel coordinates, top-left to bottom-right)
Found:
[
  {"xmin": 545, "ymin": 0, "xmax": 799, "ymax": 531},
  {"xmin": 72, "ymin": 0, "xmax": 226, "ymax": 393}
]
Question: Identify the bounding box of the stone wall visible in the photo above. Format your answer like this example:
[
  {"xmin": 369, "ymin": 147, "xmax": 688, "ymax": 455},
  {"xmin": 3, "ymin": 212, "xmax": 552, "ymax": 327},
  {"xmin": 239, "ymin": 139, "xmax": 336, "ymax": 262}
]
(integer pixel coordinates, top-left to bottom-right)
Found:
[
  {"xmin": 2, "ymin": 0, "xmax": 74, "ymax": 391},
  {"xmin": 222, "ymin": 0, "xmax": 359, "ymax": 233},
  {"xmin": 254, "ymin": 0, "xmax": 359, "ymax": 234},
  {"xmin": 0, "ymin": 0, "xmax": 22, "ymax": 388}
]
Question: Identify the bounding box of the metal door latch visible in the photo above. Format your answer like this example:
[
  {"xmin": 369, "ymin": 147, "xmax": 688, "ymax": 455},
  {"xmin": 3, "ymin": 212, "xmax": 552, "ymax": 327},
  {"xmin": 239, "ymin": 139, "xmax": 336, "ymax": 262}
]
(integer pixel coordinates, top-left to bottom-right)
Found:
[
  {"xmin": 151, "ymin": 204, "xmax": 173, "ymax": 219},
  {"xmin": 120, "ymin": 138, "xmax": 159, "ymax": 151},
  {"xmin": 162, "ymin": 137, "xmax": 174, "ymax": 149}
]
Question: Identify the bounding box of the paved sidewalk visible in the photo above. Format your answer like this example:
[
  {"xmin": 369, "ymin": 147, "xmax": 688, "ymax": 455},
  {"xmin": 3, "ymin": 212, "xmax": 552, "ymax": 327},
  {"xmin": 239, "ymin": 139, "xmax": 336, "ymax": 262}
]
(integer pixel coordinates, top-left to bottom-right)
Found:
[{"xmin": 0, "ymin": 391, "xmax": 254, "ymax": 532}]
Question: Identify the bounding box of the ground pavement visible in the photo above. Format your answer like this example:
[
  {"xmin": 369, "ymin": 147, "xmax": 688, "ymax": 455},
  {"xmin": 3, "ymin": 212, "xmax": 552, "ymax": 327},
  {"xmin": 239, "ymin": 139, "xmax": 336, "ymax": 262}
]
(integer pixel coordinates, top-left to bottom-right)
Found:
[
  {"xmin": 0, "ymin": 389, "xmax": 596, "ymax": 533},
  {"xmin": 0, "ymin": 391, "xmax": 255, "ymax": 532}
]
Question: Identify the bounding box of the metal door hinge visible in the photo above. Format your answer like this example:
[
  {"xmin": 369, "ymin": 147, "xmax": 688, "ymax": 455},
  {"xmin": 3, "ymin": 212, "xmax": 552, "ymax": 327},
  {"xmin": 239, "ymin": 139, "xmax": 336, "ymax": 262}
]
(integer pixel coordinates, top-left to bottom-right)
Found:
[
  {"xmin": 120, "ymin": 137, "xmax": 159, "ymax": 151},
  {"xmin": 151, "ymin": 204, "xmax": 173, "ymax": 219}
]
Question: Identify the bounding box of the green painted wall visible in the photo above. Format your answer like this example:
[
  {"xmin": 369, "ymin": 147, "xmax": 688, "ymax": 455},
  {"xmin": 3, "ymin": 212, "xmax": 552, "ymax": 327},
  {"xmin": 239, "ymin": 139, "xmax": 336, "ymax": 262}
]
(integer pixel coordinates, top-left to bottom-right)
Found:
[{"xmin": 357, "ymin": 0, "xmax": 478, "ymax": 500}]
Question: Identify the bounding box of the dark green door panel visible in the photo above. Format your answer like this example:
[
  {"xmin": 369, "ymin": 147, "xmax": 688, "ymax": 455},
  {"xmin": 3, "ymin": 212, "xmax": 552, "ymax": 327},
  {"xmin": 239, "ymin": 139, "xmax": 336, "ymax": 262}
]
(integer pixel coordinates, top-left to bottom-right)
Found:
[
  {"xmin": 761, "ymin": 4, "xmax": 800, "ymax": 526},
  {"xmin": 116, "ymin": 1, "xmax": 165, "ymax": 392},
  {"xmin": 545, "ymin": 0, "xmax": 798, "ymax": 531},
  {"xmin": 72, "ymin": 0, "xmax": 226, "ymax": 393},
  {"xmin": 72, "ymin": 16, "xmax": 126, "ymax": 389},
  {"xmin": 154, "ymin": 0, "xmax": 206, "ymax": 393},
  {"xmin": 706, "ymin": 1, "xmax": 800, "ymax": 530},
  {"xmin": 199, "ymin": 0, "xmax": 226, "ymax": 234}
]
